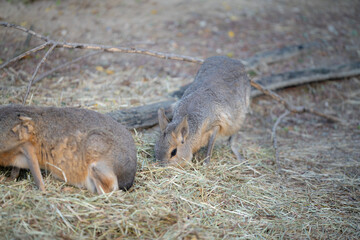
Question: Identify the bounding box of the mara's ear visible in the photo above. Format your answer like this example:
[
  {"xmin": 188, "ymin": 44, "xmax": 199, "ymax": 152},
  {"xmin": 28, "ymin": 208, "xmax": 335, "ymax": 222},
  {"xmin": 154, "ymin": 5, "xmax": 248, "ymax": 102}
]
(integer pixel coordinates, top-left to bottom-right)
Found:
[
  {"xmin": 12, "ymin": 115, "xmax": 35, "ymax": 141},
  {"xmin": 158, "ymin": 108, "xmax": 169, "ymax": 132},
  {"xmin": 174, "ymin": 115, "xmax": 189, "ymax": 144}
]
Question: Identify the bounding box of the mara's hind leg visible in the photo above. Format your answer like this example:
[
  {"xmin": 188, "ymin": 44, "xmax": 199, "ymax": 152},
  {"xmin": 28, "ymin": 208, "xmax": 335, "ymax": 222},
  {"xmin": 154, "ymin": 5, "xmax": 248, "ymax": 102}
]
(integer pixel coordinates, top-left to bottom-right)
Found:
[
  {"xmin": 9, "ymin": 167, "xmax": 20, "ymax": 180},
  {"xmin": 229, "ymin": 133, "xmax": 243, "ymax": 162},
  {"xmin": 86, "ymin": 162, "xmax": 118, "ymax": 194}
]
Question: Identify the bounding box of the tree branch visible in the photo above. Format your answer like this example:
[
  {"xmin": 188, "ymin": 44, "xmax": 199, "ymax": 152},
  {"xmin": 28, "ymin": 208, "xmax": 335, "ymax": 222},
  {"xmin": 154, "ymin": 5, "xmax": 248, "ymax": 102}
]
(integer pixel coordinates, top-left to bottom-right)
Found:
[
  {"xmin": 251, "ymin": 80, "xmax": 344, "ymax": 124},
  {"xmin": 33, "ymin": 51, "xmax": 101, "ymax": 83},
  {"xmin": 58, "ymin": 41, "xmax": 204, "ymax": 63},
  {"xmin": 0, "ymin": 22, "xmax": 50, "ymax": 42},
  {"xmin": 1, "ymin": 21, "xmax": 318, "ymax": 69},
  {"xmin": 0, "ymin": 42, "xmax": 50, "ymax": 70},
  {"xmin": 271, "ymin": 110, "xmax": 290, "ymax": 173},
  {"xmin": 0, "ymin": 22, "xmax": 204, "ymax": 67},
  {"xmin": 23, "ymin": 42, "xmax": 56, "ymax": 104}
]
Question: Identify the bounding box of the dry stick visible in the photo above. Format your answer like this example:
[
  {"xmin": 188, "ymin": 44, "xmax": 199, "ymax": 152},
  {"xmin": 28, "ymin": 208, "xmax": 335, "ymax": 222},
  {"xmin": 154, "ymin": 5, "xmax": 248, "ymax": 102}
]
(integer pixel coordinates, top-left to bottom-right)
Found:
[
  {"xmin": 56, "ymin": 42, "xmax": 204, "ymax": 63},
  {"xmin": 33, "ymin": 51, "xmax": 101, "ymax": 83},
  {"xmin": 0, "ymin": 22, "xmax": 50, "ymax": 42},
  {"xmin": 22, "ymin": 43, "xmax": 56, "ymax": 104},
  {"xmin": 32, "ymin": 41, "xmax": 319, "ymax": 85},
  {"xmin": 1, "ymin": 21, "xmax": 319, "ymax": 68},
  {"xmin": 0, "ymin": 21, "xmax": 204, "ymax": 66},
  {"xmin": 250, "ymin": 80, "xmax": 344, "ymax": 124},
  {"xmin": 271, "ymin": 110, "xmax": 290, "ymax": 173},
  {"xmin": 0, "ymin": 42, "xmax": 50, "ymax": 70}
]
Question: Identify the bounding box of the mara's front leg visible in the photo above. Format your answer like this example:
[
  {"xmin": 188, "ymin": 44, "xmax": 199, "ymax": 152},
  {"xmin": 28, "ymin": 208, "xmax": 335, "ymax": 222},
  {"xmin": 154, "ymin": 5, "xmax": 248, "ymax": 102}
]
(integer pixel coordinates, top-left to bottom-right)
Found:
[
  {"xmin": 20, "ymin": 142, "xmax": 45, "ymax": 191},
  {"xmin": 205, "ymin": 126, "xmax": 220, "ymax": 164}
]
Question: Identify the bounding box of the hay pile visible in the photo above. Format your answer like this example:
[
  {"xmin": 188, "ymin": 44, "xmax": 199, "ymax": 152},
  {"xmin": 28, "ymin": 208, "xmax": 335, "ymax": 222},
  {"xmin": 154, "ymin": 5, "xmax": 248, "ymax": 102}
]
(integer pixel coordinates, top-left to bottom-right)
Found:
[{"xmin": 0, "ymin": 69, "xmax": 359, "ymax": 239}]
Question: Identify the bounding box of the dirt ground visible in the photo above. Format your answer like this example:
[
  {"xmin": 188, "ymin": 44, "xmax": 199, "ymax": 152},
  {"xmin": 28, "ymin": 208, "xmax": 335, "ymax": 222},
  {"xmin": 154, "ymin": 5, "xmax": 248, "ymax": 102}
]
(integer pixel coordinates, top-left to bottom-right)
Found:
[{"xmin": 0, "ymin": 0, "xmax": 359, "ymax": 239}]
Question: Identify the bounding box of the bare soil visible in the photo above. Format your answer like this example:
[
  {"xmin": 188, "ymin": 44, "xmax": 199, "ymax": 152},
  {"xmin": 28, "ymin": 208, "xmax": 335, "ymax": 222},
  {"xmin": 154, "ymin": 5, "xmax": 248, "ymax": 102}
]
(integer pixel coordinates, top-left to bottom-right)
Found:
[{"xmin": 0, "ymin": 0, "xmax": 359, "ymax": 239}]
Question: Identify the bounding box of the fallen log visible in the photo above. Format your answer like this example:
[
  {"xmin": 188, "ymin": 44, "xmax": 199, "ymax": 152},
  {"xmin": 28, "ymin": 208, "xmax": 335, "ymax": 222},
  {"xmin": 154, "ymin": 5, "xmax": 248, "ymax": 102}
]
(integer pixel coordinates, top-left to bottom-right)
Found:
[
  {"xmin": 251, "ymin": 61, "xmax": 360, "ymax": 97},
  {"xmin": 107, "ymin": 100, "xmax": 174, "ymax": 130},
  {"xmin": 107, "ymin": 61, "xmax": 360, "ymax": 129},
  {"xmin": 243, "ymin": 41, "xmax": 321, "ymax": 70}
]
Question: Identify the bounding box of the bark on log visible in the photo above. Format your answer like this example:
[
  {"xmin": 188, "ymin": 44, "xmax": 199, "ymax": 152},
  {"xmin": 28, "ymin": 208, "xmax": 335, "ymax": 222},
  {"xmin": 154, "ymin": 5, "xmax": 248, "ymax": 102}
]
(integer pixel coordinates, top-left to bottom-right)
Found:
[
  {"xmin": 107, "ymin": 100, "xmax": 174, "ymax": 129},
  {"xmin": 108, "ymin": 61, "xmax": 360, "ymax": 129}
]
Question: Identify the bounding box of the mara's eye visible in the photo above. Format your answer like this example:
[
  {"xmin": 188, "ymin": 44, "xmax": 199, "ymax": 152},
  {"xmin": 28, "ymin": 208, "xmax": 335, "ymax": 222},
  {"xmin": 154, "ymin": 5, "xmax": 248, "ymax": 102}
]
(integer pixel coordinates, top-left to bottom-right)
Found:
[{"xmin": 170, "ymin": 148, "xmax": 177, "ymax": 158}]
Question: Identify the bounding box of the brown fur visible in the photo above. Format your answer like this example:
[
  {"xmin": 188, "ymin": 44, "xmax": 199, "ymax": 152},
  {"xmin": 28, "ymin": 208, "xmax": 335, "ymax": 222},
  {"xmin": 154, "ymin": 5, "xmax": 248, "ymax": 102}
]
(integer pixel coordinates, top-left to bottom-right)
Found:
[
  {"xmin": 0, "ymin": 104, "xmax": 137, "ymax": 194},
  {"xmin": 155, "ymin": 56, "xmax": 250, "ymax": 166}
]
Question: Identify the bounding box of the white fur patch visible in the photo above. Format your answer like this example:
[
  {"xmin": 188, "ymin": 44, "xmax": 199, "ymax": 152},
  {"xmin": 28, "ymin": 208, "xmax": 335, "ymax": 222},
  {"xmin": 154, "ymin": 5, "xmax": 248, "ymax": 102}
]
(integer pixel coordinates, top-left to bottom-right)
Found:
[{"xmin": 13, "ymin": 154, "xmax": 29, "ymax": 169}]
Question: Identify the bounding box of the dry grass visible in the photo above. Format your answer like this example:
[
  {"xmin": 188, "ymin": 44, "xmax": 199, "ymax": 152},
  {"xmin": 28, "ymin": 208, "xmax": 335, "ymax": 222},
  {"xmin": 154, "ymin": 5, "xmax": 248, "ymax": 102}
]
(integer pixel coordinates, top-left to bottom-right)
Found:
[
  {"xmin": 1, "ymin": 132, "xmax": 359, "ymax": 239},
  {"xmin": 1, "ymin": 36, "xmax": 360, "ymax": 239},
  {"xmin": 0, "ymin": 64, "xmax": 192, "ymax": 112},
  {"xmin": 1, "ymin": 0, "xmax": 360, "ymax": 237},
  {"xmin": 1, "ymin": 74, "xmax": 360, "ymax": 239}
]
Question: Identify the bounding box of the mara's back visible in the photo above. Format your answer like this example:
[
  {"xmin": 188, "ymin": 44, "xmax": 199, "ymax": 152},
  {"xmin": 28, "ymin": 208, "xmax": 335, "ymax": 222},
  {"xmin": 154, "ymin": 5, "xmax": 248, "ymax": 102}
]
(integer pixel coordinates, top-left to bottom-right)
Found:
[
  {"xmin": 0, "ymin": 104, "xmax": 132, "ymax": 154},
  {"xmin": 174, "ymin": 56, "xmax": 250, "ymax": 135},
  {"xmin": 0, "ymin": 104, "xmax": 137, "ymax": 191}
]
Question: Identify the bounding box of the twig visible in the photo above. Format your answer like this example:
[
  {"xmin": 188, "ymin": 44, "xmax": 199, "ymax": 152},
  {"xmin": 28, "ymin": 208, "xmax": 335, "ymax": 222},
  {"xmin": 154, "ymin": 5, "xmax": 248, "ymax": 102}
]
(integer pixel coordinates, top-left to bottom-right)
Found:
[
  {"xmin": 250, "ymin": 80, "xmax": 345, "ymax": 124},
  {"xmin": 0, "ymin": 22, "xmax": 50, "ymax": 42},
  {"xmin": 0, "ymin": 22, "xmax": 204, "ymax": 66},
  {"xmin": 0, "ymin": 42, "xmax": 50, "ymax": 70},
  {"xmin": 52, "ymin": 205, "xmax": 76, "ymax": 233},
  {"xmin": 46, "ymin": 162, "xmax": 67, "ymax": 183},
  {"xmin": 55, "ymin": 41, "xmax": 204, "ymax": 63},
  {"xmin": 33, "ymin": 51, "xmax": 101, "ymax": 83},
  {"xmin": 23, "ymin": 42, "xmax": 56, "ymax": 104},
  {"xmin": 271, "ymin": 110, "xmax": 290, "ymax": 173}
]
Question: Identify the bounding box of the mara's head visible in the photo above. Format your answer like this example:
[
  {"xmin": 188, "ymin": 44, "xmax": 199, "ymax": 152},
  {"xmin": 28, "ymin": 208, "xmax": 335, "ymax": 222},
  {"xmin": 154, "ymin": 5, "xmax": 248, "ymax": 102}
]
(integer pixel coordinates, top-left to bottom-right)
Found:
[
  {"xmin": 0, "ymin": 106, "xmax": 35, "ymax": 152},
  {"xmin": 155, "ymin": 108, "xmax": 192, "ymax": 167}
]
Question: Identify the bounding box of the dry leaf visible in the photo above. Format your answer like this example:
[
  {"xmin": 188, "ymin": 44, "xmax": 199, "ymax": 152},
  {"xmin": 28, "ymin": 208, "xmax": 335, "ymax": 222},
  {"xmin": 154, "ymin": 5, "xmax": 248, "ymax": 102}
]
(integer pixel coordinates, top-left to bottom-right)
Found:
[
  {"xmin": 45, "ymin": 6, "xmax": 53, "ymax": 12},
  {"xmin": 105, "ymin": 69, "xmax": 114, "ymax": 75},
  {"xmin": 228, "ymin": 31, "xmax": 235, "ymax": 38},
  {"xmin": 95, "ymin": 66, "xmax": 104, "ymax": 72},
  {"xmin": 227, "ymin": 52, "xmax": 234, "ymax": 58},
  {"xmin": 230, "ymin": 15, "xmax": 238, "ymax": 21},
  {"xmin": 190, "ymin": 235, "xmax": 198, "ymax": 240},
  {"xmin": 222, "ymin": 2, "xmax": 231, "ymax": 11},
  {"xmin": 62, "ymin": 187, "xmax": 74, "ymax": 192}
]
